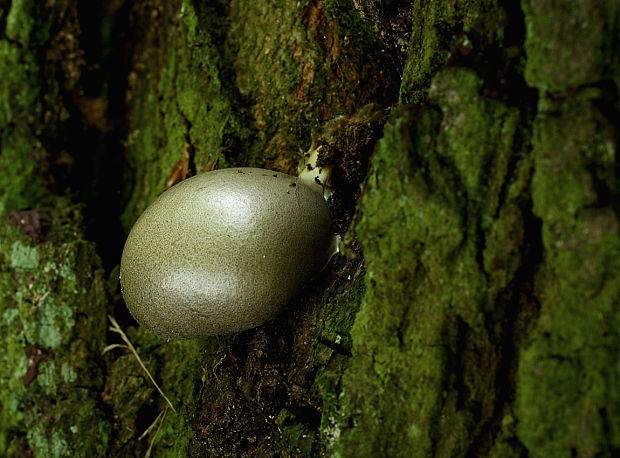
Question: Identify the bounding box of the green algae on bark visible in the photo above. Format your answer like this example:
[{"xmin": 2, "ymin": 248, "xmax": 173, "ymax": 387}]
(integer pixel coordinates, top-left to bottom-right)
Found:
[
  {"xmin": 516, "ymin": 92, "xmax": 620, "ymax": 457},
  {"xmin": 121, "ymin": 0, "xmax": 241, "ymax": 232},
  {"xmin": 400, "ymin": 0, "xmax": 512, "ymax": 104},
  {"xmin": 0, "ymin": 200, "xmax": 109, "ymax": 457},
  {"xmin": 103, "ymin": 325, "xmax": 204, "ymax": 456},
  {"xmin": 522, "ymin": 0, "xmax": 620, "ymax": 93},
  {"xmin": 0, "ymin": 2, "xmax": 112, "ymax": 455},
  {"xmin": 0, "ymin": 39, "xmax": 45, "ymax": 213},
  {"xmin": 228, "ymin": 0, "xmax": 398, "ymax": 170},
  {"xmin": 337, "ymin": 64, "xmax": 534, "ymax": 455},
  {"xmin": 0, "ymin": 0, "xmax": 86, "ymax": 216},
  {"xmin": 121, "ymin": 0, "xmax": 400, "ymax": 235},
  {"xmin": 512, "ymin": 2, "xmax": 620, "ymax": 455}
]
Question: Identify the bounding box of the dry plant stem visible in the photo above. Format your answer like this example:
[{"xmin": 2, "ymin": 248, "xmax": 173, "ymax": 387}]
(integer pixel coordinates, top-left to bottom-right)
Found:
[
  {"xmin": 144, "ymin": 407, "xmax": 168, "ymax": 458},
  {"xmin": 138, "ymin": 407, "xmax": 166, "ymax": 441},
  {"xmin": 105, "ymin": 315, "xmax": 177, "ymax": 412}
]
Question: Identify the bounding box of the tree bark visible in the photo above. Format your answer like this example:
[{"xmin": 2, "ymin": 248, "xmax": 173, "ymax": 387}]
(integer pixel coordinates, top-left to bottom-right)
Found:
[{"xmin": 0, "ymin": 0, "xmax": 618, "ymax": 456}]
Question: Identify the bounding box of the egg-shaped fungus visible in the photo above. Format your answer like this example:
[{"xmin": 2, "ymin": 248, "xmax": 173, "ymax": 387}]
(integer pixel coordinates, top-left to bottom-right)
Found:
[{"xmin": 120, "ymin": 168, "xmax": 338, "ymax": 339}]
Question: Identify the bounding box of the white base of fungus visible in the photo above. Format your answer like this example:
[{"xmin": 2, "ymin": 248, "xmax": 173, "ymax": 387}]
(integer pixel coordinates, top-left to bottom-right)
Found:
[
  {"xmin": 298, "ymin": 145, "xmax": 333, "ymax": 200},
  {"xmin": 297, "ymin": 142, "xmax": 340, "ymax": 259}
]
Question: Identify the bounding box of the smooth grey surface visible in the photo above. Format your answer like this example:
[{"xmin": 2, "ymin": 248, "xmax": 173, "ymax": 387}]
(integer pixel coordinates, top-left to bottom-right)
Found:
[{"xmin": 120, "ymin": 168, "xmax": 337, "ymax": 339}]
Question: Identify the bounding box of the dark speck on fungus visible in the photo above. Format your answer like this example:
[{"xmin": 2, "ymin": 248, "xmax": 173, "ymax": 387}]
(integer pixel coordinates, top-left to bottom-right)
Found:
[{"xmin": 120, "ymin": 168, "xmax": 338, "ymax": 339}]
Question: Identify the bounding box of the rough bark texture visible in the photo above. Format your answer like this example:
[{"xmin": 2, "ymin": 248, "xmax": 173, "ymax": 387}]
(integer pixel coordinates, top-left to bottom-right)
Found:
[{"xmin": 0, "ymin": 0, "xmax": 618, "ymax": 457}]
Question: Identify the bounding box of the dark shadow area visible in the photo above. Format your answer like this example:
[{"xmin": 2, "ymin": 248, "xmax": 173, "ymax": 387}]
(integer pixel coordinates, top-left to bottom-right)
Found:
[{"xmin": 60, "ymin": 0, "xmax": 131, "ymax": 271}]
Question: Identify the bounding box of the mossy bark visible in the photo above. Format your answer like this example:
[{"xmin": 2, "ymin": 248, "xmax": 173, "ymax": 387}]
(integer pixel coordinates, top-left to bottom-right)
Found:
[{"xmin": 0, "ymin": 0, "xmax": 618, "ymax": 457}]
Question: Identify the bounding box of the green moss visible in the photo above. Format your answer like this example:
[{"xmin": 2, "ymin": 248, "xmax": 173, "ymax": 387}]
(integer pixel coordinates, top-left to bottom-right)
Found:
[
  {"xmin": 0, "ymin": 199, "xmax": 110, "ymax": 456},
  {"xmin": 122, "ymin": 0, "xmax": 397, "ymax": 231},
  {"xmin": 104, "ymin": 352, "xmax": 155, "ymax": 448},
  {"xmin": 483, "ymin": 203, "xmax": 525, "ymax": 291},
  {"xmin": 0, "ymin": 128, "xmax": 46, "ymax": 214},
  {"xmin": 487, "ymin": 412, "xmax": 523, "ymax": 458},
  {"xmin": 400, "ymin": 0, "xmax": 508, "ymax": 104},
  {"xmin": 4, "ymin": 0, "xmax": 50, "ymax": 45},
  {"xmin": 337, "ymin": 63, "xmax": 531, "ymax": 454},
  {"xmin": 276, "ymin": 409, "xmax": 315, "ymax": 457},
  {"xmin": 60, "ymin": 361, "xmax": 77, "ymax": 383},
  {"xmin": 516, "ymin": 93, "xmax": 620, "ymax": 456},
  {"xmin": 227, "ymin": 0, "xmax": 320, "ymax": 168},
  {"xmin": 428, "ymin": 67, "xmax": 520, "ymax": 211},
  {"xmin": 27, "ymin": 396, "xmax": 110, "ymax": 458},
  {"xmin": 147, "ymin": 336, "xmax": 204, "ymax": 456},
  {"xmin": 0, "ymin": 40, "xmax": 38, "ymax": 129},
  {"xmin": 121, "ymin": 1, "xmax": 242, "ymax": 231},
  {"xmin": 104, "ymin": 326, "xmax": 204, "ymax": 456},
  {"xmin": 531, "ymin": 93, "xmax": 615, "ymax": 247},
  {"xmin": 228, "ymin": 0, "xmax": 397, "ymax": 169},
  {"xmin": 522, "ymin": 0, "xmax": 619, "ymax": 92},
  {"xmin": 5, "ymin": 0, "xmax": 35, "ymax": 44},
  {"xmin": 0, "ymin": 39, "xmax": 45, "ymax": 214},
  {"xmin": 316, "ymin": 271, "xmax": 364, "ymax": 451},
  {"xmin": 335, "ymin": 105, "xmax": 452, "ymax": 456}
]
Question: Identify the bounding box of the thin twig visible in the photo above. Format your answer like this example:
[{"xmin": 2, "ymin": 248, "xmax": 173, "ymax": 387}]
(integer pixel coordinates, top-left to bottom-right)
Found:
[{"xmin": 106, "ymin": 315, "xmax": 176, "ymax": 412}]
